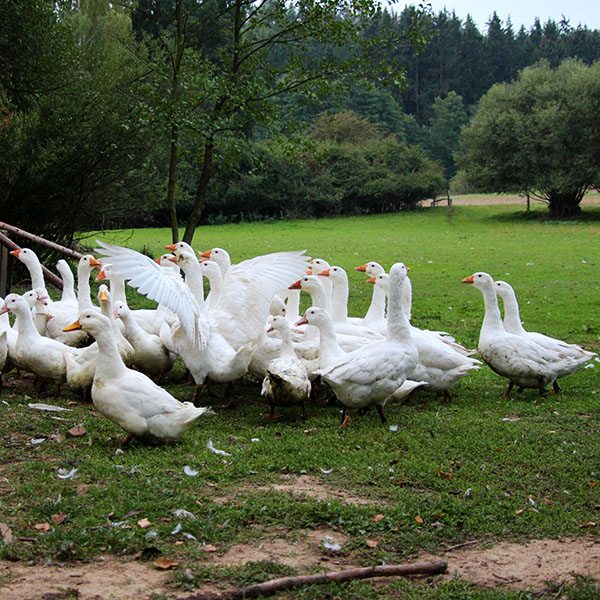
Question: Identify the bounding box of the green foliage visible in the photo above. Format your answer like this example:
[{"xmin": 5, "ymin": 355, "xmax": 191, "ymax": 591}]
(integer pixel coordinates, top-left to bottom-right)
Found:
[
  {"xmin": 203, "ymin": 117, "xmax": 445, "ymax": 222},
  {"xmin": 457, "ymin": 59, "xmax": 600, "ymax": 217}
]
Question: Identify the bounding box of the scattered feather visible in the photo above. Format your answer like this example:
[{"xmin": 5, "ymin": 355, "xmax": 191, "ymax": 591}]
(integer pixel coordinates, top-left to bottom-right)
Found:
[
  {"xmin": 183, "ymin": 466, "xmax": 198, "ymax": 477},
  {"xmin": 171, "ymin": 523, "xmax": 182, "ymax": 535},
  {"xmin": 206, "ymin": 439, "xmax": 231, "ymax": 456},
  {"xmin": 28, "ymin": 403, "xmax": 72, "ymax": 412},
  {"xmin": 57, "ymin": 468, "xmax": 78, "ymax": 480},
  {"xmin": 173, "ymin": 509, "xmax": 196, "ymax": 520}
]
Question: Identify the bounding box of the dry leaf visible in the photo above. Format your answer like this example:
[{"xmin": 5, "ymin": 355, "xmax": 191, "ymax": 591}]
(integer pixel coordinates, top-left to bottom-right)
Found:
[
  {"xmin": 174, "ymin": 541, "xmax": 185, "ymax": 546},
  {"xmin": 154, "ymin": 557, "xmax": 179, "ymax": 570},
  {"xmin": 51, "ymin": 512, "xmax": 67, "ymax": 525},
  {"xmin": 137, "ymin": 518, "xmax": 151, "ymax": 529},
  {"xmin": 0, "ymin": 523, "xmax": 12, "ymax": 544},
  {"xmin": 590, "ymin": 482, "xmax": 598, "ymax": 488},
  {"xmin": 76, "ymin": 484, "xmax": 89, "ymax": 497},
  {"xmin": 34, "ymin": 522, "xmax": 51, "ymax": 532},
  {"xmin": 580, "ymin": 521, "xmax": 599, "ymax": 528},
  {"xmin": 67, "ymin": 425, "xmax": 87, "ymax": 438},
  {"xmin": 371, "ymin": 514, "xmax": 385, "ymax": 522},
  {"xmin": 366, "ymin": 539, "xmax": 378, "ymax": 548},
  {"xmin": 437, "ymin": 469, "xmax": 453, "ymax": 480},
  {"xmin": 415, "ymin": 515, "xmax": 424, "ymax": 524},
  {"xmin": 204, "ymin": 544, "xmax": 218, "ymax": 552},
  {"xmin": 515, "ymin": 509, "xmax": 525, "ymax": 515}
]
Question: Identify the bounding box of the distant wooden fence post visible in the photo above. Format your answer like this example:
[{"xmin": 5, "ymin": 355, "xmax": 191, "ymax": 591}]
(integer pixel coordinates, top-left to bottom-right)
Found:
[
  {"xmin": 526, "ymin": 193, "xmax": 530, "ymax": 211},
  {"xmin": 0, "ymin": 243, "xmax": 10, "ymax": 298}
]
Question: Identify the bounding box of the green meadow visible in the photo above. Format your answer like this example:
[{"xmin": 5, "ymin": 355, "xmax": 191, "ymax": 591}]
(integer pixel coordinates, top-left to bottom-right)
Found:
[{"xmin": 2, "ymin": 203, "xmax": 600, "ymax": 599}]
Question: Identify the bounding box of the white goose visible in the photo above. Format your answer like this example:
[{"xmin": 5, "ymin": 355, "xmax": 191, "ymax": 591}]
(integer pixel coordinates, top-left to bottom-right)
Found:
[
  {"xmin": 55, "ymin": 259, "xmax": 78, "ymax": 309},
  {"xmin": 308, "ymin": 258, "xmax": 333, "ymax": 303},
  {"xmin": 371, "ymin": 273, "xmax": 480, "ymax": 399},
  {"xmin": 494, "ymin": 279, "xmax": 595, "ymax": 390},
  {"xmin": 355, "ymin": 262, "xmax": 387, "ymax": 326},
  {"xmin": 315, "ymin": 263, "xmax": 418, "ymax": 426},
  {"xmin": 260, "ymin": 315, "xmax": 311, "ymax": 419},
  {"xmin": 198, "ymin": 247, "xmax": 231, "ymax": 277},
  {"xmin": 64, "ymin": 311, "xmax": 211, "ymax": 442},
  {"xmin": 0, "ymin": 294, "xmax": 70, "ymax": 394},
  {"xmin": 463, "ymin": 272, "xmax": 580, "ymax": 397},
  {"xmin": 97, "ymin": 285, "xmax": 135, "ymax": 366},
  {"xmin": 113, "ymin": 300, "xmax": 175, "ymax": 378},
  {"xmin": 297, "ymin": 306, "xmax": 425, "ymax": 401},
  {"xmin": 76, "ymin": 254, "xmax": 103, "ymax": 312}
]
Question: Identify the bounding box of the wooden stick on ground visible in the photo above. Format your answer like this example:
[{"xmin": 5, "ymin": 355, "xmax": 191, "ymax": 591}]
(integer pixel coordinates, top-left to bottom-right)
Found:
[{"xmin": 182, "ymin": 560, "xmax": 448, "ymax": 600}]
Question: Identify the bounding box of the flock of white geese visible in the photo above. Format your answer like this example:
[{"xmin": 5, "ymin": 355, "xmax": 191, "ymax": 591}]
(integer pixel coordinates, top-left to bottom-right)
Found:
[{"xmin": 0, "ymin": 242, "xmax": 595, "ymax": 442}]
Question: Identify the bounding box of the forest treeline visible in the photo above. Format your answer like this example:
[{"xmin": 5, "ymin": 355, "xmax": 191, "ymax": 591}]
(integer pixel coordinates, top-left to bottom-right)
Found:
[{"xmin": 1, "ymin": 1, "xmax": 599, "ymax": 246}]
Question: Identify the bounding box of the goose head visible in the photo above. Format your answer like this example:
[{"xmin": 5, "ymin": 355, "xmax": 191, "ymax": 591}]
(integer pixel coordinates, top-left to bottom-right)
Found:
[
  {"xmin": 165, "ymin": 241, "xmax": 195, "ymax": 257},
  {"xmin": 308, "ymin": 258, "xmax": 330, "ymax": 275},
  {"xmin": 269, "ymin": 295, "xmax": 286, "ymax": 317},
  {"xmin": 63, "ymin": 310, "xmax": 111, "ymax": 336},
  {"xmin": 197, "ymin": 247, "xmax": 230, "ymax": 274},
  {"xmin": 295, "ymin": 306, "xmax": 331, "ymax": 328},
  {"xmin": 494, "ymin": 280, "xmax": 516, "ymax": 300},
  {"xmin": 266, "ymin": 315, "xmax": 290, "ymax": 334},
  {"xmin": 10, "ymin": 247, "xmax": 39, "ymax": 268},
  {"xmin": 0, "ymin": 293, "xmax": 30, "ymax": 316},
  {"xmin": 355, "ymin": 261, "xmax": 385, "ymax": 276},
  {"xmin": 78, "ymin": 254, "xmax": 102, "ymax": 275},
  {"xmin": 462, "ymin": 271, "xmax": 494, "ymax": 291}
]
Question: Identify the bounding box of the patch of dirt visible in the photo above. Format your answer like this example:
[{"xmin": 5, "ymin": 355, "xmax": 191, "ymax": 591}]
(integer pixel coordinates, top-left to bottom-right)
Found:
[
  {"xmin": 2, "ymin": 537, "xmax": 599, "ymax": 599},
  {"xmin": 209, "ymin": 527, "xmax": 349, "ymax": 569},
  {"xmin": 423, "ymin": 194, "xmax": 600, "ymax": 207},
  {"xmin": 0, "ymin": 557, "xmax": 175, "ymax": 600},
  {"xmin": 209, "ymin": 474, "xmax": 372, "ymax": 506},
  {"xmin": 424, "ymin": 536, "xmax": 600, "ymax": 591}
]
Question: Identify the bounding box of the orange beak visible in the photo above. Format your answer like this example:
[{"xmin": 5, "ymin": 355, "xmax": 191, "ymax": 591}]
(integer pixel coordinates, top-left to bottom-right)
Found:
[
  {"xmin": 355, "ymin": 265, "xmax": 367, "ymax": 272},
  {"xmin": 295, "ymin": 315, "xmax": 309, "ymax": 327},
  {"xmin": 462, "ymin": 275, "xmax": 475, "ymax": 284},
  {"xmin": 95, "ymin": 270, "xmax": 106, "ymax": 282},
  {"xmin": 318, "ymin": 269, "xmax": 330, "ymax": 277},
  {"xmin": 99, "ymin": 290, "xmax": 108, "ymax": 301},
  {"xmin": 165, "ymin": 244, "xmax": 177, "ymax": 251},
  {"xmin": 0, "ymin": 305, "xmax": 9, "ymax": 316},
  {"xmin": 366, "ymin": 277, "xmax": 376, "ymax": 284},
  {"xmin": 155, "ymin": 258, "xmax": 161, "ymax": 264},
  {"xmin": 198, "ymin": 250, "xmax": 211, "ymax": 258},
  {"xmin": 168, "ymin": 255, "xmax": 178, "ymax": 263},
  {"xmin": 406, "ymin": 266, "xmax": 410, "ymax": 272},
  {"xmin": 9, "ymin": 249, "xmax": 21, "ymax": 257},
  {"xmin": 63, "ymin": 319, "xmax": 82, "ymax": 332},
  {"xmin": 289, "ymin": 280, "xmax": 302, "ymax": 290},
  {"xmin": 89, "ymin": 257, "xmax": 102, "ymax": 268}
]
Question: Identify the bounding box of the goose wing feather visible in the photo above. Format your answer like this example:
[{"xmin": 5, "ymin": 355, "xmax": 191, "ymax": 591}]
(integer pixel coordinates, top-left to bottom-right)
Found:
[
  {"xmin": 95, "ymin": 241, "xmax": 208, "ymax": 348},
  {"xmin": 214, "ymin": 251, "xmax": 310, "ymax": 346}
]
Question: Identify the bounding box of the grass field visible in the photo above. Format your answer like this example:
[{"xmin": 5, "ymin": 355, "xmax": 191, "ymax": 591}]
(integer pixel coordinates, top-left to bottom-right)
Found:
[{"xmin": 2, "ymin": 203, "xmax": 600, "ymax": 599}]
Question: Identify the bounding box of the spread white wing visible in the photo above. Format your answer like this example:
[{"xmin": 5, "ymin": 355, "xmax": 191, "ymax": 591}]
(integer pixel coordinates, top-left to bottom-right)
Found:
[
  {"xmin": 95, "ymin": 240, "xmax": 208, "ymax": 348},
  {"xmin": 213, "ymin": 250, "xmax": 311, "ymax": 347}
]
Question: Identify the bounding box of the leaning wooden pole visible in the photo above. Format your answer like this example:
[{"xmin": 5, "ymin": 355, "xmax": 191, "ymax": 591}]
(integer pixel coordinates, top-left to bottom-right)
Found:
[
  {"xmin": 0, "ymin": 222, "xmax": 83, "ymax": 261},
  {"xmin": 0, "ymin": 231, "xmax": 64, "ymax": 290},
  {"xmin": 182, "ymin": 560, "xmax": 448, "ymax": 600}
]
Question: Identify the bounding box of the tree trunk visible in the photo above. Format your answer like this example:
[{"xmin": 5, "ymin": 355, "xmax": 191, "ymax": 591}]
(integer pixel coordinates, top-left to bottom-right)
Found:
[
  {"xmin": 183, "ymin": 139, "xmax": 214, "ymax": 244},
  {"xmin": 547, "ymin": 190, "xmax": 584, "ymax": 219},
  {"xmin": 166, "ymin": 123, "xmax": 180, "ymax": 244}
]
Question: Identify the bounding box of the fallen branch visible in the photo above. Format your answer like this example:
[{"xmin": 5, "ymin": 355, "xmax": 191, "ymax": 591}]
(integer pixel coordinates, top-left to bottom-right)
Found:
[
  {"xmin": 181, "ymin": 560, "xmax": 448, "ymax": 600},
  {"xmin": 442, "ymin": 540, "xmax": 479, "ymax": 552},
  {"xmin": 0, "ymin": 232, "xmax": 64, "ymax": 290},
  {"xmin": 0, "ymin": 222, "xmax": 83, "ymax": 261}
]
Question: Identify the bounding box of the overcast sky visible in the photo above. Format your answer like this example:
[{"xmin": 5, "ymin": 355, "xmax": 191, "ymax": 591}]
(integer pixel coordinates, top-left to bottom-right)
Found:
[{"xmin": 413, "ymin": 0, "xmax": 600, "ymax": 32}]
